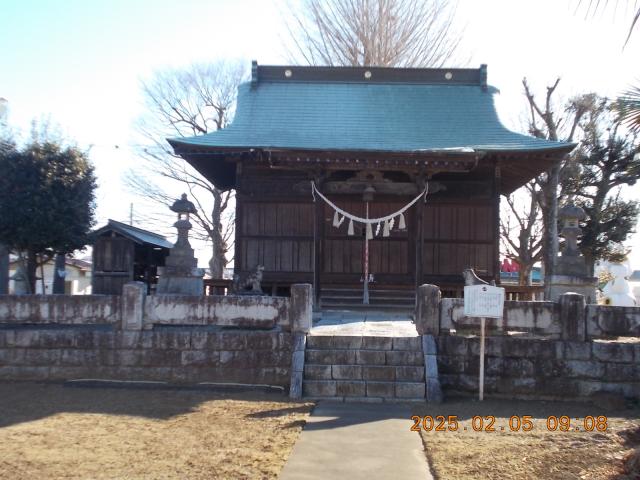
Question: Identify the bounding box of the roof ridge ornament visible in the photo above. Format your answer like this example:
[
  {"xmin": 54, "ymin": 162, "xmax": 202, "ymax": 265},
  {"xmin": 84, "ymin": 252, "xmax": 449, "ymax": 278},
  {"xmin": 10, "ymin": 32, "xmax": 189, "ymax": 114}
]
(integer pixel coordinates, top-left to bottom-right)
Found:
[
  {"xmin": 480, "ymin": 64, "xmax": 488, "ymax": 92},
  {"xmin": 251, "ymin": 60, "xmax": 258, "ymax": 89}
]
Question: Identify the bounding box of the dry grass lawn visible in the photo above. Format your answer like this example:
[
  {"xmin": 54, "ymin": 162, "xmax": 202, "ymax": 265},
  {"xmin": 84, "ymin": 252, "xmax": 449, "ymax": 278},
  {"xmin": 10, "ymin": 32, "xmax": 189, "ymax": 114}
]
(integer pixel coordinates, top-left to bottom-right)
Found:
[
  {"xmin": 0, "ymin": 382, "xmax": 313, "ymax": 480},
  {"xmin": 414, "ymin": 398, "xmax": 640, "ymax": 480}
]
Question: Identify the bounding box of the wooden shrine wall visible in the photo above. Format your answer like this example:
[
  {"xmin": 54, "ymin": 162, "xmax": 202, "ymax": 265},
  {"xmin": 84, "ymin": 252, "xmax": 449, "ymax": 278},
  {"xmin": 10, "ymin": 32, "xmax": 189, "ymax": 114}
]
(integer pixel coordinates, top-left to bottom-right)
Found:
[
  {"xmin": 237, "ymin": 201, "xmax": 314, "ymax": 276},
  {"xmin": 235, "ymin": 168, "xmax": 314, "ymax": 283},
  {"xmin": 421, "ymin": 201, "xmax": 496, "ymax": 283},
  {"xmin": 235, "ymin": 165, "xmax": 498, "ymax": 287},
  {"xmin": 92, "ymin": 236, "xmax": 134, "ymax": 295}
]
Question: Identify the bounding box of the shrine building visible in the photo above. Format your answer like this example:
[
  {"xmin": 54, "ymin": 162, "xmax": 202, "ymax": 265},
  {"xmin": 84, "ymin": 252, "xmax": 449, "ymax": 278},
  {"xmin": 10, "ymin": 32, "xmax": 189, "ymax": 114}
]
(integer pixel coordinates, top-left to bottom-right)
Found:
[{"xmin": 169, "ymin": 63, "xmax": 573, "ymax": 307}]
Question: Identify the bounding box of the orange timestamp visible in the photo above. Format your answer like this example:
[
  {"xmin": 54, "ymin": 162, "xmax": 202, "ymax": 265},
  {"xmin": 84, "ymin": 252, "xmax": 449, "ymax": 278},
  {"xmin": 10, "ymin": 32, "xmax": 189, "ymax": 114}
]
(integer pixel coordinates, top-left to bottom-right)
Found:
[{"xmin": 410, "ymin": 415, "xmax": 609, "ymax": 433}]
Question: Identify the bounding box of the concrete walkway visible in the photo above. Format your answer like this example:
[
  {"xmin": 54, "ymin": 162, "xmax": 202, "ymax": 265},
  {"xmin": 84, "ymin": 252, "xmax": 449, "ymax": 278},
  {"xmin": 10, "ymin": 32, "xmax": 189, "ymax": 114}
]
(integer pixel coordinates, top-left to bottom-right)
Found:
[
  {"xmin": 280, "ymin": 402, "xmax": 433, "ymax": 480},
  {"xmin": 311, "ymin": 310, "xmax": 419, "ymax": 337}
]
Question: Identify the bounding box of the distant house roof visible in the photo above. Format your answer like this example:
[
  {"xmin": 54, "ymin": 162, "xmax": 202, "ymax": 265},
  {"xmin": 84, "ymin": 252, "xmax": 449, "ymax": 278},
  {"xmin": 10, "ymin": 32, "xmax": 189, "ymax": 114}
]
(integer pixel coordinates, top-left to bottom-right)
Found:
[
  {"xmin": 92, "ymin": 220, "xmax": 173, "ymax": 249},
  {"xmin": 169, "ymin": 63, "xmax": 575, "ymax": 191},
  {"xmin": 9, "ymin": 256, "xmax": 92, "ymax": 272}
]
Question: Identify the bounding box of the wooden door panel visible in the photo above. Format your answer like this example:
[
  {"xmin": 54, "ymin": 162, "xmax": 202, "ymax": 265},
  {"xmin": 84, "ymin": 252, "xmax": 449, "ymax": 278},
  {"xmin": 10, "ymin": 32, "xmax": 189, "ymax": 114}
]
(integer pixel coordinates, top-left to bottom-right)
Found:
[{"xmin": 322, "ymin": 199, "xmax": 411, "ymax": 279}]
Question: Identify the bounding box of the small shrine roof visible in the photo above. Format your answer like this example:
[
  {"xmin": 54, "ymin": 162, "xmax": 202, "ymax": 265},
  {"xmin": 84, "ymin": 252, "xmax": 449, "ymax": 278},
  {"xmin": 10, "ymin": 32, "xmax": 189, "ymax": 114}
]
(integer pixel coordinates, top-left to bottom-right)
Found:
[{"xmin": 92, "ymin": 220, "xmax": 173, "ymax": 249}]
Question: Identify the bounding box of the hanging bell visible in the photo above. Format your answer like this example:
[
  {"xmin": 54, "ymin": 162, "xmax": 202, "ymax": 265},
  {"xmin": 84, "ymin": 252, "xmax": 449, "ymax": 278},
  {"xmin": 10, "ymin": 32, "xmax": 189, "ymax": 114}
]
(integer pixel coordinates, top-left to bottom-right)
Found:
[
  {"xmin": 366, "ymin": 223, "xmax": 373, "ymax": 240},
  {"xmin": 382, "ymin": 219, "xmax": 390, "ymax": 237},
  {"xmin": 398, "ymin": 213, "xmax": 406, "ymax": 230},
  {"xmin": 333, "ymin": 210, "xmax": 340, "ymax": 227},
  {"xmin": 348, "ymin": 219, "xmax": 354, "ymax": 236}
]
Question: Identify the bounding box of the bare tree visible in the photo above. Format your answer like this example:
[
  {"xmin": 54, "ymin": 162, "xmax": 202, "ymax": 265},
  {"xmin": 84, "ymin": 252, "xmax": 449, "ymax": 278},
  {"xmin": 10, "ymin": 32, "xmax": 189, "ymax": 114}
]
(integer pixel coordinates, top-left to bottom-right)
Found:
[
  {"xmin": 522, "ymin": 79, "xmax": 593, "ymax": 295},
  {"xmin": 286, "ymin": 0, "xmax": 462, "ymax": 67},
  {"xmin": 500, "ymin": 182, "xmax": 543, "ymax": 285},
  {"xmin": 126, "ymin": 61, "xmax": 247, "ymax": 277}
]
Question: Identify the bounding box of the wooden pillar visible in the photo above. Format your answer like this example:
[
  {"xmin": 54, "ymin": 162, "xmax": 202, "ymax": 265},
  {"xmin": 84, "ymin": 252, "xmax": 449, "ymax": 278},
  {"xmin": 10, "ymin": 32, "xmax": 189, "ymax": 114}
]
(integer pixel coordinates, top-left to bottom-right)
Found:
[
  {"xmin": 233, "ymin": 161, "xmax": 244, "ymax": 277},
  {"xmin": 413, "ymin": 175, "xmax": 427, "ymax": 291},
  {"xmin": 493, "ymin": 164, "xmax": 501, "ymax": 285},
  {"xmin": 313, "ymin": 182, "xmax": 323, "ymax": 308},
  {"xmin": 414, "ymin": 194, "xmax": 424, "ymax": 292}
]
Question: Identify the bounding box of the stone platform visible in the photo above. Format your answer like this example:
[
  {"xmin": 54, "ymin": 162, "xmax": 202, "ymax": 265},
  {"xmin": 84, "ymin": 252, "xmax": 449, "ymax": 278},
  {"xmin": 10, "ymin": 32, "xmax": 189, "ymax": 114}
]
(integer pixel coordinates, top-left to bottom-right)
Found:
[{"xmin": 311, "ymin": 310, "xmax": 419, "ymax": 337}]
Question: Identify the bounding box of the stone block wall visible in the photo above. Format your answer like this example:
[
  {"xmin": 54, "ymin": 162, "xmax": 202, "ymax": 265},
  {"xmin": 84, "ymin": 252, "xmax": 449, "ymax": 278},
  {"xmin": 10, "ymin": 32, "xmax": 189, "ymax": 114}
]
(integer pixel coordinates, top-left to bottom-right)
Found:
[
  {"xmin": 0, "ymin": 295, "xmax": 121, "ymax": 325},
  {"xmin": 0, "ymin": 283, "xmax": 314, "ymax": 333},
  {"xmin": 439, "ymin": 298, "xmax": 560, "ymax": 336},
  {"xmin": 0, "ymin": 328, "xmax": 293, "ymax": 386},
  {"xmin": 0, "ymin": 283, "xmax": 313, "ymax": 387},
  {"xmin": 416, "ymin": 283, "xmax": 640, "ymax": 339},
  {"xmin": 586, "ymin": 304, "xmax": 640, "ymax": 338},
  {"xmin": 436, "ymin": 335, "xmax": 640, "ymax": 400},
  {"xmin": 144, "ymin": 294, "xmax": 290, "ymax": 329}
]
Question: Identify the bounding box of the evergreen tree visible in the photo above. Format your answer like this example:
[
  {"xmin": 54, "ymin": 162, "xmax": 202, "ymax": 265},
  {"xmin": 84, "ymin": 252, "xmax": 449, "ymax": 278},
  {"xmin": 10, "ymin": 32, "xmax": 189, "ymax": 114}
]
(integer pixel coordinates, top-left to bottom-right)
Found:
[
  {"xmin": 0, "ymin": 140, "xmax": 97, "ymax": 291},
  {"xmin": 561, "ymin": 98, "xmax": 640, "ymax": 274}
]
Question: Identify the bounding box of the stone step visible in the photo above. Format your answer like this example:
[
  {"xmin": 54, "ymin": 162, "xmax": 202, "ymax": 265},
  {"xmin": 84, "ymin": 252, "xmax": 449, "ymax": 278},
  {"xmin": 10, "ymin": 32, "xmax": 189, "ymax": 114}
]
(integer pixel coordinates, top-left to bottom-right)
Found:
[
  {"xmin": 304, "ymin": 364, "xmax": 425, "ymax": 382},
  {"xmin": 303, "ymin": 396, "xmax": 426, "ymax": 403},
  {"xmin": 321, "ymin": 287, "xmax": 415, "ymax": 295},
  {"xmin": 303, "ymin": 379, "xmax": 425, "ymax": 399},
  {"xmin": 319, "ymin": 303, "xmax": 414, "ymax": 312},
  {"xmin": 321, "ymin": 294, "xmax": 415, "ymax": 301},
  {"xmin": 305, "ymin": 349, "xmax": 424, "ymax": 366},
  {"xmin": 306, "ymin": 336, "xmax": 422, "ymax": 351}
]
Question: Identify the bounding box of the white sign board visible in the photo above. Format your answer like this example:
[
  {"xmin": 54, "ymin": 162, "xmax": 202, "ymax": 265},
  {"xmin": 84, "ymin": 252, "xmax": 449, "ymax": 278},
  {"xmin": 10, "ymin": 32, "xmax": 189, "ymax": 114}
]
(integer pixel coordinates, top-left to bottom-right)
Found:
[{"xmin": 464, "ymin": 285, "xmax": 505, "ymax": 319}]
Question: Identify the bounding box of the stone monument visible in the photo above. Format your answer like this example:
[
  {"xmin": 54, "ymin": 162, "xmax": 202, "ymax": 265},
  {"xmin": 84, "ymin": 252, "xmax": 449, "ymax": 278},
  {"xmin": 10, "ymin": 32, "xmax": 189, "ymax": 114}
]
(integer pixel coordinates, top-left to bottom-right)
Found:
[
  {"xmin": 156, "ymin": 194, "xmax": 205, "ymax": 296},
  {"xmin": 548, "ymin": 202, "xmax": 597, "ymax": 303}
]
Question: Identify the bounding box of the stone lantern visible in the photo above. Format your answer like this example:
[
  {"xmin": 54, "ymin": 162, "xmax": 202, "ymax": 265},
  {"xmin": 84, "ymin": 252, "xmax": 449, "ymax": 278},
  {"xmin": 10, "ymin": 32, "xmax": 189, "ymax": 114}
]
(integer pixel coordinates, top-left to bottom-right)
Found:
[
  {"xmin": 548, "ymin": 201, "xmax": 597, "ymax": 303},
  {"xmin": 558, "ymin": 202, "xmax": 586, "ymax": 257},
  {"xmin": 156, "ymin": 194, "xmax": 204, "ymax": 296},
  {"xmin": 170, "ymin": 194, "xmax": 197, "ymax": 249}
]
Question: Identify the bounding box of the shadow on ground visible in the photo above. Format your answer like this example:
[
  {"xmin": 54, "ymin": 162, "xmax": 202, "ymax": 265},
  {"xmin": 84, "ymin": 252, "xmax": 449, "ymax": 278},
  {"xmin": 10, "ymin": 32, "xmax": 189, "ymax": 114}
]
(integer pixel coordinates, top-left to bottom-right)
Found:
[{"xmin": 0, "ymin": 381, "xmax": 308, "ymax": 429}]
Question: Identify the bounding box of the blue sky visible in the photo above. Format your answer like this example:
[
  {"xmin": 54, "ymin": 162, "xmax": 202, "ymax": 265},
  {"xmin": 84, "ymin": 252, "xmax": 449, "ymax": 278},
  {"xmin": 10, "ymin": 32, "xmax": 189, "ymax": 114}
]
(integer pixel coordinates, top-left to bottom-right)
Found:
[{"xmin": 1, "ymin": 0, "xmax": 639, "ymax": 267}]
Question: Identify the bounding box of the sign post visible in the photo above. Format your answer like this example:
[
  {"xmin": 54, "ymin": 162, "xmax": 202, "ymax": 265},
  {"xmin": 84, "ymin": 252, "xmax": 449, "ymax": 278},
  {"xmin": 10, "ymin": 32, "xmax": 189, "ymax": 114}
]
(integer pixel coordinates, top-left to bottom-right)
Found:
[{"xmin": 464, "ymin": 284, "xmax": 505, "ymax": 401}]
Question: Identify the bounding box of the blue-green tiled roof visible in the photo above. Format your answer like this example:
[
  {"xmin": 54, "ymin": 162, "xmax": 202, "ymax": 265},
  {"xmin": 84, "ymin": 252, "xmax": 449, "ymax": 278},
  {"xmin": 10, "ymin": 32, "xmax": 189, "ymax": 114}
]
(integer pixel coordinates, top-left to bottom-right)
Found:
[{"xmin": 169, "ymin": 79, "xmax": 573, "ymax": 154}]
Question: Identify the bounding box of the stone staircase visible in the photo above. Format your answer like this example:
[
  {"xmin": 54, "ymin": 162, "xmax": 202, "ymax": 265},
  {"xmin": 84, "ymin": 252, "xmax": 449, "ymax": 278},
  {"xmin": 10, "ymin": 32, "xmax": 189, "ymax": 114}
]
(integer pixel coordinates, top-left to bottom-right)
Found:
[
  {"xmin": 320, "ymin": 287, "xmax": 415, "ymax": 312},
  {"xmin": 302, "ymin": 335, "xmax": 426, "ymax": 402}
]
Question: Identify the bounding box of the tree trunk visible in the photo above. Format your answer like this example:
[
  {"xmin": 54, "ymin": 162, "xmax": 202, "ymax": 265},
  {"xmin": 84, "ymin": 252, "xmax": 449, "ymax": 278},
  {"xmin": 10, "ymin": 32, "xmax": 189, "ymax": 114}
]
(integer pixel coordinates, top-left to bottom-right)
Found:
[
  {"xmin": 541, "ymin": 163, "xmax": 560, "ymax": 299},
  {"xmin": 26, "ymin": 249, "xmax": 37, "ymax": 294},
  {"xmin": 52, "ymin": 253, "xmax": 66, "ymax": 294},
  {"xmin": 208, "ymin": 189, "xmax": 226, "ymax": 279},
  {"xmin": 518, "ymin": 264, "xmax": 533, "ymax": 286},
  {"xmin": 584, "ymin": 253, "xmax": 596, "ymax": 278},
  {"xmin": 0, "ymin": 243, "xmax": 8, "ymax": 295}
]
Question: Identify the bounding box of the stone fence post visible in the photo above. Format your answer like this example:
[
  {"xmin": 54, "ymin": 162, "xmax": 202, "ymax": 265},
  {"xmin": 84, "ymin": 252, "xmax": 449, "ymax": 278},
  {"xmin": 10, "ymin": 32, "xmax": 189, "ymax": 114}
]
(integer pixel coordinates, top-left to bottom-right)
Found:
[
  {"xmin": 290, "ymin": 284, "xmax": 313, "ymax": 333},
  {"xmin": 121, "ymin": 282, "xmax": 146, "ymax": 331},
  {"xmin": 559, "ymin": 292, "xmax": 586, "ymax": 341},
  {"xmin": 415, "ymin": 284, "xmax": 441, "ymax": 336}
]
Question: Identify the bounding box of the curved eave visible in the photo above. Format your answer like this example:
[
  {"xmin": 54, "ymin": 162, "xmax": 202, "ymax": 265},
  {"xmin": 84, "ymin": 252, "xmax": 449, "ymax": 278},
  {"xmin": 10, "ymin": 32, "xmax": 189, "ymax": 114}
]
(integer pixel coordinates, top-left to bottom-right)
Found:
[{"xmin": 170, "ymin": 139, "xmax": 575, "ymax": 194}]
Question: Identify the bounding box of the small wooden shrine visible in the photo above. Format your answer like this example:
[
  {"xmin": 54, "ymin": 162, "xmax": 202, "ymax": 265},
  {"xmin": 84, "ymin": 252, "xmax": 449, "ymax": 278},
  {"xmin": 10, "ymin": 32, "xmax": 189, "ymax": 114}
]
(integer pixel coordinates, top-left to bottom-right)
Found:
[
  {"xmin": 91, "ymin": 220, "xmax": 172, "ymax": 295},
  {"xmin": 169, "ymin": 63, "xmax": 573, "ymax": 305}
]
